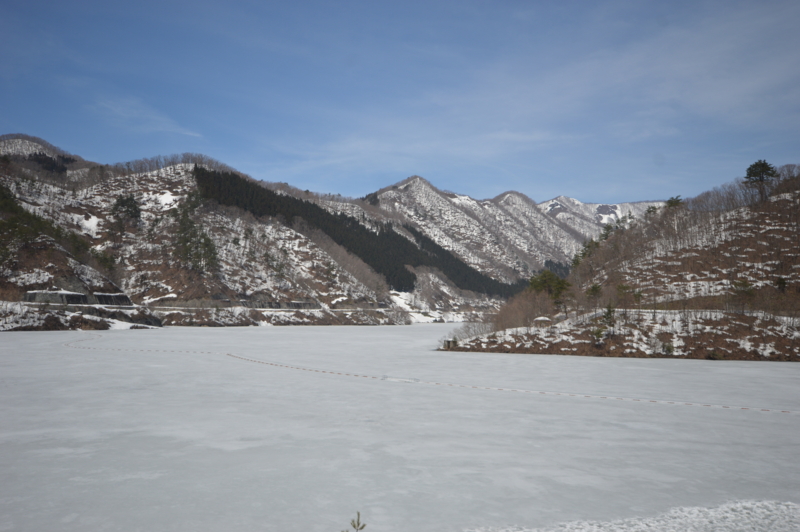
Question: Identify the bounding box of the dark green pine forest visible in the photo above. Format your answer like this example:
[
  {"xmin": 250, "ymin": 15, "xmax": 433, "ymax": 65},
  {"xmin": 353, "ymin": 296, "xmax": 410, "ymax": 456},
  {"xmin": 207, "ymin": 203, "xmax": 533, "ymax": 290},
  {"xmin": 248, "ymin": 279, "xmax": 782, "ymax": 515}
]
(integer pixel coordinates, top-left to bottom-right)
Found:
[{"xmin": 193, "ymin": 166, "xmax": 526, "ymax": 296}]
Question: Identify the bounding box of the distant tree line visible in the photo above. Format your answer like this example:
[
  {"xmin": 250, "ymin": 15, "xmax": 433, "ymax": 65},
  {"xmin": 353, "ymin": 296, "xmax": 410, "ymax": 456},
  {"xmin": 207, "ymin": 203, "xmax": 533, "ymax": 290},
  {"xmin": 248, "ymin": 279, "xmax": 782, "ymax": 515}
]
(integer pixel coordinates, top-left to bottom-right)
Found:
[
  {"xmin": 22, "ymin": 153, "xmax": 76, "ymax": 175},
  {"xmin": 685, "ymin": 162, "xmax": 799, "ymax": 212},
  {"xmin": 107, "ymin": 152, "xmax": 244, "ymax": 177},
  {"xmin": 192, "ymin": 166, "xmax": 525, "ymax": 296}
]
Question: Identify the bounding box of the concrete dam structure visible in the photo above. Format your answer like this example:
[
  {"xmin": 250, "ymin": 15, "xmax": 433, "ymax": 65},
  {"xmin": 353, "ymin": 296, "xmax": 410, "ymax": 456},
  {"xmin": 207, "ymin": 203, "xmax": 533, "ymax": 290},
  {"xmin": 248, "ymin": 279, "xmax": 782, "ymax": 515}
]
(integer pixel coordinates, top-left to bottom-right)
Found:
[{"xmin": 24, "ymin": 290, "xmax": 133, "ymax": 306}]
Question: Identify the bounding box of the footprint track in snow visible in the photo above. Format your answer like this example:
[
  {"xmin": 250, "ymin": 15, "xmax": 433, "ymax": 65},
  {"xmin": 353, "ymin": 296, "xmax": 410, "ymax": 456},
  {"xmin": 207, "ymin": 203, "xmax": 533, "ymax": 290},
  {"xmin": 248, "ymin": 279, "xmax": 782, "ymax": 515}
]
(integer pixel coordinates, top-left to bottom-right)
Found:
[{"xmin": 64, "ymin": 333, "xmax": 800, "ymax": 416}]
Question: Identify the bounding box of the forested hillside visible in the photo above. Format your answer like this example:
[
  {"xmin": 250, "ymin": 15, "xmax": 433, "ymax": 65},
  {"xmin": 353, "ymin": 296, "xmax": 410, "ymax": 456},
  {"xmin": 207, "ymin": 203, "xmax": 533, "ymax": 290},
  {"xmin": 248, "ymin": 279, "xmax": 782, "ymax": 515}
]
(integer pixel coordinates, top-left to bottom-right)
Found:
[
  {"xmin": 450, "ymin": 163, "xmax": 800, "ymax": 360},
  {"xmin": 568, "ymin": 167, "xmax": 800, "ymax": 315}
]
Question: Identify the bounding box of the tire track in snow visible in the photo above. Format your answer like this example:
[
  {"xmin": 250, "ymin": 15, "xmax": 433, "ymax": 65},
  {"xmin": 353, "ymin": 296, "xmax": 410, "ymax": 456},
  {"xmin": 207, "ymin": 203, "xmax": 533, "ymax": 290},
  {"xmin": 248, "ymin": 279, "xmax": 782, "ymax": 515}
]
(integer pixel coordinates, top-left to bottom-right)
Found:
[{"xmin": 64, "ymin": 334, "xmax": 800, "ymax": 416}]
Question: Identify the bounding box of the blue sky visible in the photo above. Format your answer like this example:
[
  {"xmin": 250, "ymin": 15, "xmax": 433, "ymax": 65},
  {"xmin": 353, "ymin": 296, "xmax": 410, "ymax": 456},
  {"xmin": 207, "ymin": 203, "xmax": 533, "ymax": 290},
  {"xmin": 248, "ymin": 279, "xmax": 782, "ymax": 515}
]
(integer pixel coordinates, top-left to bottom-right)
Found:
[{"xmin": 2, "ymin": 0, "xmax": 798, "ymax": 203}]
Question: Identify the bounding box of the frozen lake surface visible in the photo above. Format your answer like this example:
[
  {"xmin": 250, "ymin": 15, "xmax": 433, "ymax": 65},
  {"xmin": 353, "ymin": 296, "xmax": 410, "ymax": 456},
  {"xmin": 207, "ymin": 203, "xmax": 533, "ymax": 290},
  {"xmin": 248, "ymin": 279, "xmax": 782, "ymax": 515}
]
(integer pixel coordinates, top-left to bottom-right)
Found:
[{"xmin": 1, "ymin": 324, "xmax": 799, "ymax": 531}]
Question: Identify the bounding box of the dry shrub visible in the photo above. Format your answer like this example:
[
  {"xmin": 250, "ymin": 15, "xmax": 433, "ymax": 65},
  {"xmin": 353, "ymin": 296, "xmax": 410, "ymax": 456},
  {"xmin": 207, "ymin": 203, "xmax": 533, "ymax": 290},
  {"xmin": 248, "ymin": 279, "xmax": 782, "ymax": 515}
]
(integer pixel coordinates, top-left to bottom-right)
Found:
[
  {"xmin": 492, "ymin": 290, "xmax": 553, "ymax": 332},
  {"xmin": 447, "ymin": 320, "xmax": 494, "ymax": 344}
]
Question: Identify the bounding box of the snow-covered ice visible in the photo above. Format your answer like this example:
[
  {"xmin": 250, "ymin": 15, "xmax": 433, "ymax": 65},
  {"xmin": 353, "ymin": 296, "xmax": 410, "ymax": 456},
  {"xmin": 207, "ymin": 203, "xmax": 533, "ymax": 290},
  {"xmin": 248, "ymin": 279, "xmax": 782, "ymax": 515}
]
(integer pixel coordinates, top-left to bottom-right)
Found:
[
  {"xmin": 466, "ymin": 500, "xmax": 800, "ymax": 531},
  {"xmin": 1, "ymin": 324, "xmax": 798, "ymax": 531}
]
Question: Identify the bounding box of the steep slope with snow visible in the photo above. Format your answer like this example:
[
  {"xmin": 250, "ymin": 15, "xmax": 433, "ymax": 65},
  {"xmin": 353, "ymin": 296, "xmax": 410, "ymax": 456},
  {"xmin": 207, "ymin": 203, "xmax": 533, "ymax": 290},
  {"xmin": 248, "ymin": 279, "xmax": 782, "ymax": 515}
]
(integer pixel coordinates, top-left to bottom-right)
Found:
[
  {"xmin": 537, "ymin": 195, "xmax": 661, "ymax": 228},
  {"xmin": 570, "ymin": 188, "xmax": 800, "ymax": 307},
  {"xmin": 1, "ymin": 165, "xmax": 381, "ymax": 311},
  {"xmin": 0, "ymin": 135, "xmax": 71, "ymax": 158},
  {"xmin": 1, "ymin": 138, "xmax": 508, "ymax": 324}
]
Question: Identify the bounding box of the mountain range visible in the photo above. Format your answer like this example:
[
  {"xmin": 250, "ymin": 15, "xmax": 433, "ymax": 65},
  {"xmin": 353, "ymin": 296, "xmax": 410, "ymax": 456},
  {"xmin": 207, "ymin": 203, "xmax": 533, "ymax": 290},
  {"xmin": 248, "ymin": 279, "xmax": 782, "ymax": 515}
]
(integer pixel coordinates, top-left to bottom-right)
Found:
[{"xmin": 1, "ymin": 134, "xmax": 660, "ymax": 329}]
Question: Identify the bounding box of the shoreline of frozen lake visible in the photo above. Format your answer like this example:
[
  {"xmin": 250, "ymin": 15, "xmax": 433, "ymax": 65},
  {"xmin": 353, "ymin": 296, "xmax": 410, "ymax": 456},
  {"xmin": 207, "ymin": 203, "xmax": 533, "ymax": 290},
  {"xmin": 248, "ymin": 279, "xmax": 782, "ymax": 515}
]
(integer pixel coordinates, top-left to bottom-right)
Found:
[{"xmin": 1, "ymin": 324, "xmax": 798, "ymax": 531}]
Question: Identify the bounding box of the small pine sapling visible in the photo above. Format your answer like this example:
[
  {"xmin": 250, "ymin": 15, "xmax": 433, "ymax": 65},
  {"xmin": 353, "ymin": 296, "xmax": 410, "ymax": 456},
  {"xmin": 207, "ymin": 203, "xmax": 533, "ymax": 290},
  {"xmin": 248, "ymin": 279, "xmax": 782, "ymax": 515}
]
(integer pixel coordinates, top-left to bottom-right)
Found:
[{"xmin": 342, "ymin": 511, "xmax": 366, "ymax": 532}]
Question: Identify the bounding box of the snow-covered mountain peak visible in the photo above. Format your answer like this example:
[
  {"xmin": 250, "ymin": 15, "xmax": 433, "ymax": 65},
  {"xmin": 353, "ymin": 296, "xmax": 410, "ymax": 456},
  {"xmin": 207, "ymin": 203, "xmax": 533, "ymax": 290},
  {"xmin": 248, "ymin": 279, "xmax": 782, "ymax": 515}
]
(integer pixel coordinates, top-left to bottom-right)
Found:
[
  {"xmin": 493, "ymin": 190, "xmax": 530, "ymax": 202},
  {"xmin": 384, "ymin": 175, "xmax": 432, "ymax": 193},
  {"xmin": 542, "ymin": 194, "xmax": 580, "ymax": 206},
  {"xmin": 495, "ymin": 190, "xmax": 532, "ymax": 208},
  {"xmin": 400, "ymin": 175, "xmax": 437, "ymax": 194}
]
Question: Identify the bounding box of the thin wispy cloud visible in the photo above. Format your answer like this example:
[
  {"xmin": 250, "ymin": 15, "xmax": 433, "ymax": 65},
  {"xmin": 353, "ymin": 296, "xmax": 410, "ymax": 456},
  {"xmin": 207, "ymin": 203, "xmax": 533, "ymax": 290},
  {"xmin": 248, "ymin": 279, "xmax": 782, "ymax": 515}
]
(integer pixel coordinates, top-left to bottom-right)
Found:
[
  {"xmin": 254, "ymin": 1, "xmax": 800, "ymax": 199},
  {"xmin": 91, "ymin": 97, "xmax": 201, "ymax": 138}
]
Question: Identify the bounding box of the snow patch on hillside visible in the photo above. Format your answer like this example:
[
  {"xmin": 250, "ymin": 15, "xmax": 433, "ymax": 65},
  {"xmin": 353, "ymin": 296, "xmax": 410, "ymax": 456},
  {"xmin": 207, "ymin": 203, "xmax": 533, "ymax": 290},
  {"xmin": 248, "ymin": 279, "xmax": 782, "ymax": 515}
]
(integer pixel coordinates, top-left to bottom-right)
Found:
[
  {"xmin": 0, "ymin": 138, "xmax": 59, "ymax": 158},
  {"xmin": 5, "ymin": 268, "xmax": 53, "ymax": 286}
]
